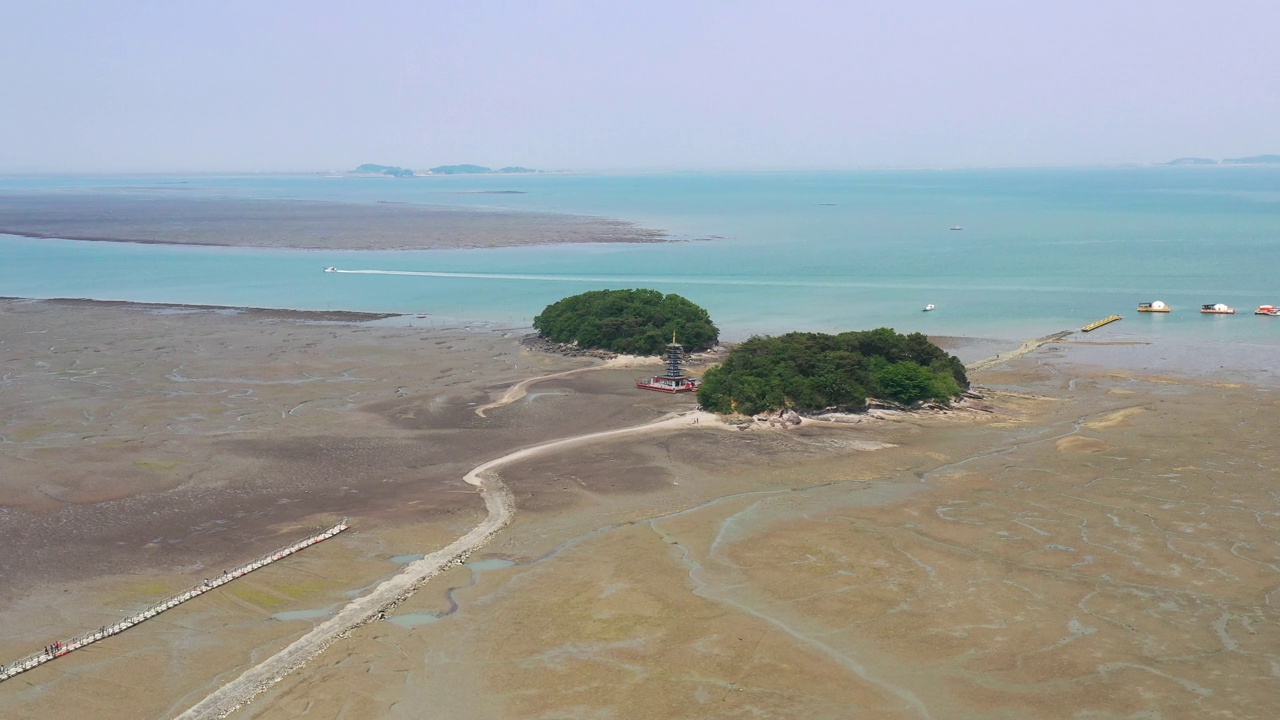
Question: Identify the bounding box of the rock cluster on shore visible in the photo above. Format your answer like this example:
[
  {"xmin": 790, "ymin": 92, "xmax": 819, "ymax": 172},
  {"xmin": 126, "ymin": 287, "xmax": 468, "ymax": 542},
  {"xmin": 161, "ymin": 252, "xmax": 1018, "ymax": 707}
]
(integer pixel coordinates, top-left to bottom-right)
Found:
[{"xmin": 519, "ymin": 334, "xmax": 617, "ymax": 359}]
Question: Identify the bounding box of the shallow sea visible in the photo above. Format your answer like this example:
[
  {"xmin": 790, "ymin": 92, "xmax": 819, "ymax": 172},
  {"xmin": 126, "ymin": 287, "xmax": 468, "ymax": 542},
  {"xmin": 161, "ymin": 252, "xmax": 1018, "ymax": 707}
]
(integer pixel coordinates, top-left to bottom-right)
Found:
[{"xmin": 2, "ymin": 168, "xmax": 1278, "ymax": 346}]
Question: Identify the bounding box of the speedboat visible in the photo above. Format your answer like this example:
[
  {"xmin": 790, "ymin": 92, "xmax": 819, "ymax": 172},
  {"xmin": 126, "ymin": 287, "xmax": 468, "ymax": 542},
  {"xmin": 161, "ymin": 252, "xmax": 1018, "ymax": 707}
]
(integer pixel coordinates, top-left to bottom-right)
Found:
[
  {"xmin": 922, "ymin": 304, "xmax": 935, "ymax": 312},
  {"xmin": 949, "ymin": 226, "xmax": 963, "ymax": 231},
  {"xmin": 323, "ymin": 266, "xmax": 337, "ymax": 273}
]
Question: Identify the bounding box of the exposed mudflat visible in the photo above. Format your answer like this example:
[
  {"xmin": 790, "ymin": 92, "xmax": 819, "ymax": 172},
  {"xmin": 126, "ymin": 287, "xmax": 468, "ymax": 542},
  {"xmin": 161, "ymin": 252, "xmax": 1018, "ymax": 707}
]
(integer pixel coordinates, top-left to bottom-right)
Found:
[
  {"xmin": 1, "ymin": 299, "xmax": 1277, "ymax": 720},
  {"xmin": 0, "ymin": 192, "xmax": 667, "ymax": 250}
]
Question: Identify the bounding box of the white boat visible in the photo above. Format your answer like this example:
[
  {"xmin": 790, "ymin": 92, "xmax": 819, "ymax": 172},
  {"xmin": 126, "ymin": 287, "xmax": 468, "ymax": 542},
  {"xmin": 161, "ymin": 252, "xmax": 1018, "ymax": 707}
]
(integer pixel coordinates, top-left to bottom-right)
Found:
[
  {"xmin": 923, "ymin": 304, "xmax": 935, "ymax": 312},
  {"xmin": 949, "ymin": 226, "xmax": 963, "ymax": 231},
  {"xmin": 323, "ymin": 266, "xmax": 337, "ymax": 273}
]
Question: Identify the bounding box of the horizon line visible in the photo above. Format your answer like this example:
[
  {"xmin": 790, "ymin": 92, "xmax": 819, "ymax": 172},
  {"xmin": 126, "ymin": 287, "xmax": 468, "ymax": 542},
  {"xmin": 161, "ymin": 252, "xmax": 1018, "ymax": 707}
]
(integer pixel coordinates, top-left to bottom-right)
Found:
[{"xmin": 2, "ymin": 158, "xmax": 1278, "ymax": 177}]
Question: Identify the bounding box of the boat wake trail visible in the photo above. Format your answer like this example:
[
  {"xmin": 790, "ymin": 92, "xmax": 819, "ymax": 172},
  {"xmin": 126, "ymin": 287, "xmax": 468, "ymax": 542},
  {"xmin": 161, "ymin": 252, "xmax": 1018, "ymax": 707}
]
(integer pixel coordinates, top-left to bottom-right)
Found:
[
  {"xmin": 328, "ymin": 268, "xmax": 652, "ymax": 283},
  {"xmin": 323, "ymin": 268, "xmax": 894, "ymax": 290},
  {"xmin": 323, "ymin": 268, "xmax": 1175, "ymax": 294}
]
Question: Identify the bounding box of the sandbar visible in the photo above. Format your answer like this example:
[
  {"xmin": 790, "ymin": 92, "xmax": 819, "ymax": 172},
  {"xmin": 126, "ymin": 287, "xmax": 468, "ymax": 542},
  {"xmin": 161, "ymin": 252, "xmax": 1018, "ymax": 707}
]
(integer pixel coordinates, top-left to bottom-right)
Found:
[{"xmin": 0, "ymin": 192, "xmax": 668, "ymax": 250}]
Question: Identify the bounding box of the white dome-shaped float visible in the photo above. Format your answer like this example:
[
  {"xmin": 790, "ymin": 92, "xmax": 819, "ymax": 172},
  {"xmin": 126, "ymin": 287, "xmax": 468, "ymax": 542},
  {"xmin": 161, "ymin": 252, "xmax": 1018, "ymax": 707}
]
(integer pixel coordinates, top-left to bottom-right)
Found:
[{"xmin": 1200, "ymin": 302, "xmax": 1236, "ymax": 314}]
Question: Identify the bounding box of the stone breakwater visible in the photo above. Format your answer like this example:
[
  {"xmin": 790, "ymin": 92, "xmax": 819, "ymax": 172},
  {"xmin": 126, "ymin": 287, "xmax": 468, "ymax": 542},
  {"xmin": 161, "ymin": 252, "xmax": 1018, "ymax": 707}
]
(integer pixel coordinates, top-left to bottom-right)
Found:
[
  {"xmin": 965, "ymin": 330, "xmax": 1071, "ymax": 374},
  {"xmin": 0, "ymin": 521, "xmax": 349, "ymax": 683}
]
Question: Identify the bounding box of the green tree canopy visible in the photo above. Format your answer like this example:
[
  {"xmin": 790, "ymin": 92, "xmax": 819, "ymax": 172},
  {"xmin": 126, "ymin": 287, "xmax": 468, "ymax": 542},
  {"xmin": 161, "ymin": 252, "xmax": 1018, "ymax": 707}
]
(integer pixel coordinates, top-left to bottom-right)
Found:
[
  {"xmin": 533, "ymin": 289, "xmax": 719, "ymax": 355},
  {"xmin": 696, "ymin": 328, "xmax": 967, "ymax": 415}
]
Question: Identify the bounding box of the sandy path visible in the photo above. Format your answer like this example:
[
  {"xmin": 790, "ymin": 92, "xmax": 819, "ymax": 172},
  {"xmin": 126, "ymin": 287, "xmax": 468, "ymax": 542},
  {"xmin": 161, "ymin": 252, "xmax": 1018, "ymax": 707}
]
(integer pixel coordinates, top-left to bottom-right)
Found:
[
  {"xmin": 474, "ymin": 367, "xmax": 594, "ymax": 418},
  {"xmin": 174, "ymin": 408, "xmax": 717, "ymax": 719},
  {"xmin": 474, "ymin": 354, "xmax": 656, "ymax": 417},
  {"xmin": 965, "ymin": 330, "xmax": 1071, "ymax": 374}
]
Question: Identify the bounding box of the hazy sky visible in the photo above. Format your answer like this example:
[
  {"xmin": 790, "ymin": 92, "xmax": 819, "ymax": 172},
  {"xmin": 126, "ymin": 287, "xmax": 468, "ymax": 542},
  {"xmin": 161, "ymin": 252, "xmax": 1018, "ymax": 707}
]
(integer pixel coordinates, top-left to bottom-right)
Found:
[{"xmin": 2, "ymin": 1, "xmax": 1276, "ymax": 172}]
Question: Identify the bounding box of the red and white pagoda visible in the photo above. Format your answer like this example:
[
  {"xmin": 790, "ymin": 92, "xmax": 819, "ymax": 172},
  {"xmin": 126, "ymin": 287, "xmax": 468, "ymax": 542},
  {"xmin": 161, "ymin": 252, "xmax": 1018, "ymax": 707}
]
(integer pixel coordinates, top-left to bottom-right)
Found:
[{"xmin": 636, "ymin": 335, "xmax": 700, "ymax": 393}]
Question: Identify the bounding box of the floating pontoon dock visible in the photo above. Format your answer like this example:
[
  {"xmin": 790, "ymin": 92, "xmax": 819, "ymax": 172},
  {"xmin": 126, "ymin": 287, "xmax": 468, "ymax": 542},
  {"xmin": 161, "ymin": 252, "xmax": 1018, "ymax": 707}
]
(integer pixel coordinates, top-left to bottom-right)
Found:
[{"xmin": 1081, "ymin": 315, "xmax": 1122, "ymax": 332}]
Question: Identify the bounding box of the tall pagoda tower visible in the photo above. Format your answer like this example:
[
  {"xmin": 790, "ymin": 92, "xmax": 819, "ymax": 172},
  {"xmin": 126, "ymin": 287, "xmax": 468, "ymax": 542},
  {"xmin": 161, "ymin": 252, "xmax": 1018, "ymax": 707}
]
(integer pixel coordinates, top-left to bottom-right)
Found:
[
  {"xmin": 663, "ymin": 333, "xmax": 687, "ymax": 379},
  {"xmin": 636, "ymin": 333, "xmax": 700, "ymax": 393}
]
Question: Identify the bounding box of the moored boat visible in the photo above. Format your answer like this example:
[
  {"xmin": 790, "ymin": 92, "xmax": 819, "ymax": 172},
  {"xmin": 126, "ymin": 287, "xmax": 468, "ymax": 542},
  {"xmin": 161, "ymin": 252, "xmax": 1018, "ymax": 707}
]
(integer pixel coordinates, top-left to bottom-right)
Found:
[
  {"xmin": 1200, "ymin": 303, "xmax": 1235, "ymax": 315},
  {"xmin": 1137, "ymin": 301, "xmax": 1170, "ymax": 313},
  {"xmin": 923, "ymin": 303, "xmax": 935, "ymax": 312},
  {"xmin": 1256, "ymin": 305, "xmax": 1280, "ymax": 316}
]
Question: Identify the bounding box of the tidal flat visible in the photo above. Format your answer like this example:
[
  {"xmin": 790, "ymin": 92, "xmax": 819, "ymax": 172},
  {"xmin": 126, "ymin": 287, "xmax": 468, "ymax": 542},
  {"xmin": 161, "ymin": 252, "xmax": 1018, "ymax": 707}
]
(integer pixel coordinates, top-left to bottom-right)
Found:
[
  {"xmin": 0, "ymin": 192, "xmax": 666, "ymax": 250},
  {"xmin": 0, "ymin": 299, "xmax": 1276, "ymax": 719}
]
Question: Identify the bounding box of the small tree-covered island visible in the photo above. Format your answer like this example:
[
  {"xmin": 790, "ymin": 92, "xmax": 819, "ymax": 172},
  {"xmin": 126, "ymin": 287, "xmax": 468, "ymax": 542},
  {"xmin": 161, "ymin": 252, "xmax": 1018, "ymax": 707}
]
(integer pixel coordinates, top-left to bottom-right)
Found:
[
  {"xmin": 532, "ymin": 290, "xmax": 966, "ymax": 415},
  {"xmin": 696, "ymin": 329, "xmax": 968, "ymax": 416},
  {"xmin": 533, "ymin": 289, "xmax": 719, "ymax": 355}
]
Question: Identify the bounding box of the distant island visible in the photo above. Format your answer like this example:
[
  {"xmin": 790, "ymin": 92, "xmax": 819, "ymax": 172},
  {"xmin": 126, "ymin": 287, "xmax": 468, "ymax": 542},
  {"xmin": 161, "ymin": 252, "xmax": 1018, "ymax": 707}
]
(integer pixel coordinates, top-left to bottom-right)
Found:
[
  {"xmin": 348, "ymin": 163, "xmax": 543, "ymax": 177},
  {"xmin": 1223, "ymin": 154, "xmax": 1280, "ymax": 165},
  {"xmin": 1164, "ymin": 154, "xmax": 1280, "ymax": 166},
  {"xmin": 352, "ymin": 163, "xmax": 415, "ymax": 177},
  {"xmin": 429, "ymin": 164, "xmax": 541, "ymax": 175}
]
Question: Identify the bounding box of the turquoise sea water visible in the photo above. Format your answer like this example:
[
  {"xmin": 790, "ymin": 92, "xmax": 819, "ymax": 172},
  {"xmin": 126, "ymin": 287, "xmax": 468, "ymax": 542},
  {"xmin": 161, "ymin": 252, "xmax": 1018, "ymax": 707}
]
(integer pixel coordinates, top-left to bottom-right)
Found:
[{"xmin": 2, "ymin": 168, "xmax": 1278, "ymax": 344}]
